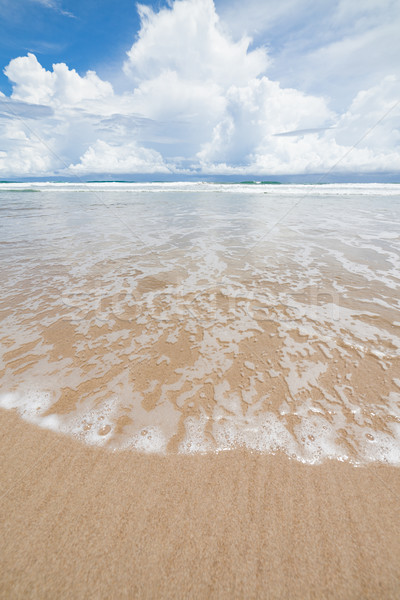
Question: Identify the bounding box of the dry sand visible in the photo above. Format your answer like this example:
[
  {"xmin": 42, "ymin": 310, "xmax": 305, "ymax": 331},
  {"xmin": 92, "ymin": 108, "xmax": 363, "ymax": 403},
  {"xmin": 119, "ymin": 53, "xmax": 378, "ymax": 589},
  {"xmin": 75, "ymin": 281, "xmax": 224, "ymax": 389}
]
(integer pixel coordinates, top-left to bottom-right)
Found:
[{"xmin": 1, "ymin": 409, "xmax": 400, "ymax": 599}]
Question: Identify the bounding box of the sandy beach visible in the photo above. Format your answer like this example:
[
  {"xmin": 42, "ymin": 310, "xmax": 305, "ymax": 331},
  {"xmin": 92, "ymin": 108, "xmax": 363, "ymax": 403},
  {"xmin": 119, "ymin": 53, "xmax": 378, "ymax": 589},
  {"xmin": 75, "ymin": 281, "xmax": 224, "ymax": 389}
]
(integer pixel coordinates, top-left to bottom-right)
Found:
[
  {"xmin": 1, "ymin": 184, "xmax": 400, "ymax": 598},
  {"xmin": 1, "ymin": 0, "xmax": 400, "ymax": 590},
  {"xmin": 1, "ymin": 408, "xmax": 400, "ymax": 599}
]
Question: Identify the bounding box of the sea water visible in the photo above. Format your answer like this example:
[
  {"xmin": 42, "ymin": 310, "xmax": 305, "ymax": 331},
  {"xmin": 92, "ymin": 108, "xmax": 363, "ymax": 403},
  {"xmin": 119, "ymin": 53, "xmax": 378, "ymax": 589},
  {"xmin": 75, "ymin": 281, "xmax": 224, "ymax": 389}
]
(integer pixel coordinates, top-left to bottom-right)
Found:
[{"xmin": 0, "ymin": 182, "xmax": 399, "ymax": 464}]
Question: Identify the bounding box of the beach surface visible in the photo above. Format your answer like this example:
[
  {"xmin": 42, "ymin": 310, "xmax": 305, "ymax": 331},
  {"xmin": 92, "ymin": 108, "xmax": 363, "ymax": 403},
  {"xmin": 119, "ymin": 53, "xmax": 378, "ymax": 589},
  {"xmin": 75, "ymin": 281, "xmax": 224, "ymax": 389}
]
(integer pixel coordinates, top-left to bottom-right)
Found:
[
  {"xmin": 1, "ymin": 409, "xmax": 400, "ymax": 599},
  {"xmin": 1, "ymin": 183, "xmax": 400, "ymax": 597},
  {"xmin": 1, "ymin": 183, "xmax": 400, "ymax": 462}
]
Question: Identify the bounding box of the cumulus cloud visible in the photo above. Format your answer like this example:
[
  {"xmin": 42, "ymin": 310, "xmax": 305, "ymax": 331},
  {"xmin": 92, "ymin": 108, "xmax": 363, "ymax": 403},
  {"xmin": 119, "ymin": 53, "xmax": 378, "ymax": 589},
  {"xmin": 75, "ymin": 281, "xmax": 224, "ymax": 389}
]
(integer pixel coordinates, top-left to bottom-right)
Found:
[
  {"xmin": 197, "ymin": 77, "xmax": 333, "ymax": 167},
  {"xmin": 124, "ymin": 0, "xmax": 268, "ymax": 87},
  {"xmin": 0, "ymin": 0, "xmax": 399, "ymax": 177},
  {"xmin": 0, "ymin": 54, "xmax": 117, "ymax": 176},
  {"xmin": 68, "ymin": 140, "xmax": 170, "ymax": 174},
  {"xmin": 5, "ymin": 53, "xmax": 113, "ymax": 106},
  {"xmin": 0, "ymin": 116, "xmax": 58, "ymax": 175},
  {"xmin": 198, "ymin": 74, "xmax": 400, "ymax": 174}
]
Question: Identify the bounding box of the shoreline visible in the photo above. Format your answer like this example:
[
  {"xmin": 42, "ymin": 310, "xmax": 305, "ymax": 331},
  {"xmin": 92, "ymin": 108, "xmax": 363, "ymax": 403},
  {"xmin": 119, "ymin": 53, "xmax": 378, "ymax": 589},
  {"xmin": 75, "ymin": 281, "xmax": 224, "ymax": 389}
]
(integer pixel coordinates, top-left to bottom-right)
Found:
[
  {"xmin": 1, "ymin": 409, "xmax": 400, "ymax": 599},
  {"xmin": 1, "ymin": 186, "xmax": 399, "ymax": 463}
]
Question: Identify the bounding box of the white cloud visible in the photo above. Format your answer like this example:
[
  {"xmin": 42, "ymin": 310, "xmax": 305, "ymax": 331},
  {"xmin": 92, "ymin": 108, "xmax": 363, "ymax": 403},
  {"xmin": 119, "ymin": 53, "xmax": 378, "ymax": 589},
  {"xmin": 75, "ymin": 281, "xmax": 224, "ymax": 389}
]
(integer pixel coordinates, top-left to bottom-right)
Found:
[
  {"xmin": 0, "ymin": 119, "xmax": 58, "ymax": 175},
  {"xmin": 0, "ymin": 54, "xmax": 117, "ymax": 176},
  {"xmin": 122, "ymin": 0, "xmax": 270, "ymax": 152},
  {"xmin": 198, "ymin": 73, "xmax": 400, "ymax": 175},
  {"xmin": 68, "ymin": 140, "xmax": 170, "ymax": 174},
  {"xmin": 217, "ymin": 0, "xmax": 400, "ymax": 112},
  {"xmin": 29, "ymin": 0, "xmax": 75, "ymax": 17},
  {"xmin": 5, "ymin": 53, "xmax": 113, "ymax": 106},
  {"xmin": 197, "ymin": 77, "xmax": 333, "ymax": 167},
  {"xmin": 130, "ymin": 69, "xmax": 226, "ymax": 125},
  {"xmin": 124, "ymin": 0, "xmax": 268, "ymax": 87},
  {"xmin": 334, "ymin": 76, "xmax": 400, "ymax": 151},
  {"xmin": 248, "ymin": 135, "xmax": 400, "ymax": 176},
  {"xmin": 0, "ymin": 0, "xmax": 399, "ymax": 178}
]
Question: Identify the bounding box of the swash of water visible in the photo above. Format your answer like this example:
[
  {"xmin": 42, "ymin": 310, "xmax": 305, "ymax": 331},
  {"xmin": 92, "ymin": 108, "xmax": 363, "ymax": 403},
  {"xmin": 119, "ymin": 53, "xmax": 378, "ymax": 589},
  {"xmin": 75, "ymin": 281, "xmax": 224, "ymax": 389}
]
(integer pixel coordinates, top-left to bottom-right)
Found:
[{"xmin": 1, "ymin": 182, "xmax": 400, "ymax": 464}]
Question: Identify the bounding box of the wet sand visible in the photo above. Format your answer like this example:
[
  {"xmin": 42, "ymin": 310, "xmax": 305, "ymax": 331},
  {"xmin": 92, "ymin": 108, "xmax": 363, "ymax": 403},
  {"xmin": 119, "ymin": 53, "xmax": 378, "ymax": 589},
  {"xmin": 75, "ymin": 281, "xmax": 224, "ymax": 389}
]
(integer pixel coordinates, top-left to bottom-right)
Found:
[
  {"xmin": 1, "ymin": 409, "xmax": 400, "ymax": 600},
  {"xmin": 2, "ymin": 185, "xmax": 400, "ymax": 460}
]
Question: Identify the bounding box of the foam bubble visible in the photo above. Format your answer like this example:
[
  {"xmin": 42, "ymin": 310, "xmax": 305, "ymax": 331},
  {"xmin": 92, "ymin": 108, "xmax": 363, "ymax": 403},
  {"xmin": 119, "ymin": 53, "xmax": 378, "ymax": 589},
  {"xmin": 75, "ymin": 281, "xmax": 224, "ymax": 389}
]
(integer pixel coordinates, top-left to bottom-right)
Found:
[
  {"xmin": 124, "ymin": 427, "xmax": 167, "ymax": 453},
  {"xmin": 0, "ymin": 389, "xmax": 53, "ymax": 423}
]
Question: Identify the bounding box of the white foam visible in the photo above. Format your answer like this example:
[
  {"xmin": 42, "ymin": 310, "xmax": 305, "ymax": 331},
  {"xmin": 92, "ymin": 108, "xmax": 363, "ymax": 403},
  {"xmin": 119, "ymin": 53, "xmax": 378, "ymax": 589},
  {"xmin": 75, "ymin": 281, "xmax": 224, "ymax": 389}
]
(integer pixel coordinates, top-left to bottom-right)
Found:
[
  {"xmin": 0, "ymin": 389, "xmax": 53, "ymax": 423},
  {"xmin": 1, "ymin": 182, "xmax": 400, "ymax": 196},
  {"xmin": 295, "ymin": 416, "xmax": 349, "ymax": 464},
  {"xmin": 358, "ymin": 426, "xmax": 400, "ymax": 465},
  {"xmin": 179, "ymin": 410, "xmax": 213, "ymax": 453},
  {"xmin": 124, "ymin": 427, "xmax": 167, "ymax": 453},
  {"xmin": 2, "ymin": 183, "xmax": 400, "ymax": 465},
  {"xmin": 69, "ymin": 397, "xmax": 117, "ymax": 445}
]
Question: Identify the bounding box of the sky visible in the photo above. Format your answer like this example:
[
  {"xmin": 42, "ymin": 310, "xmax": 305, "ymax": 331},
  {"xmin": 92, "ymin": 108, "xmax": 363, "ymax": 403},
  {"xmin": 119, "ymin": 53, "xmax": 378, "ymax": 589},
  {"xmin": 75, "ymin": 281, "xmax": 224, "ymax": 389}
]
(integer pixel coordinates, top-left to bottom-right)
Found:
[{"xmin": 0, "ymin": 0, "xmax": 399, "ymax": 180}]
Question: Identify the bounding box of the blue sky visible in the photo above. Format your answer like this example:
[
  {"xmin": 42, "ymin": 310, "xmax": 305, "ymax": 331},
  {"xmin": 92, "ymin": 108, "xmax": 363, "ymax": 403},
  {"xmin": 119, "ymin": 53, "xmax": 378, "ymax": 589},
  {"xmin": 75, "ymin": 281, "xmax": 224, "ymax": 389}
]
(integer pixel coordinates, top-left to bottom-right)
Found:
[
  {"xmin": 0, "ymin": 0, "xmax": 399, "ymax": 179},
  {"xmin": 0, "ymin": 0, "xmax": 144, "ymax": 94}
]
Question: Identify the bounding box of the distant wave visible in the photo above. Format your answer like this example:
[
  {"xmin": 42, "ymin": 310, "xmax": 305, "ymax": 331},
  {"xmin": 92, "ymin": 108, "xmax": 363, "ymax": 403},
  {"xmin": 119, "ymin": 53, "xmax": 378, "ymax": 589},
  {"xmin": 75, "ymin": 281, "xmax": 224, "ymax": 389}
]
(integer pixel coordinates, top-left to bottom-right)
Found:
[{"xmin": 1, "ymin": 181, "xmax": 400, "ymax": 195}]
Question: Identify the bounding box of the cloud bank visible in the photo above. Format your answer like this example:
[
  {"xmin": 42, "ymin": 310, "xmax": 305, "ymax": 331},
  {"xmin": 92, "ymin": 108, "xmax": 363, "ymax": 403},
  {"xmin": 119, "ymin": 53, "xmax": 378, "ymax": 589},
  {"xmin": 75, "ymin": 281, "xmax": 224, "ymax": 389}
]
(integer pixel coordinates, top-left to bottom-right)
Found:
[{"xmin": 0, "ymin": 0, "xmax": 399, "ymax": 177}]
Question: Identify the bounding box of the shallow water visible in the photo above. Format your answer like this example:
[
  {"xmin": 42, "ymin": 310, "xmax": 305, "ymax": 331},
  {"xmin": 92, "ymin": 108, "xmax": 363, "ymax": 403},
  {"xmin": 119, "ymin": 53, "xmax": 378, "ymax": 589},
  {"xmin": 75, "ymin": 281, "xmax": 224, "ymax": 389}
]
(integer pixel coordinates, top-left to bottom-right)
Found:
[{"xmin": 1, "ymin": 182, "xmax": 400, "ymax": 463}]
